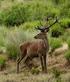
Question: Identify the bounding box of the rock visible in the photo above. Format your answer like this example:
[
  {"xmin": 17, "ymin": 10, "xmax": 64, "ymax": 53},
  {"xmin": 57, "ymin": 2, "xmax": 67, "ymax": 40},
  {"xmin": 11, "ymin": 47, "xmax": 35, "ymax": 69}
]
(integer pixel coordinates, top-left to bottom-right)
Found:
[
  {"xmin": 0, "ymin": 47, "xmax": 6, "ymax": 54},
  {"xmin": 53, "ymin": 43, "xmax": 68, "ymax": 56}
]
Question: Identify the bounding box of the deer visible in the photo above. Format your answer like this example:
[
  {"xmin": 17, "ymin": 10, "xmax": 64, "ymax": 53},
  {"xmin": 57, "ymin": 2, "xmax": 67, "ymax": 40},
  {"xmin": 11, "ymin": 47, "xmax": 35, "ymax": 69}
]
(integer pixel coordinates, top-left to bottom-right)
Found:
[{"xmin": 17, "ymin": 17, "xmax": 58, "ymax": 73}]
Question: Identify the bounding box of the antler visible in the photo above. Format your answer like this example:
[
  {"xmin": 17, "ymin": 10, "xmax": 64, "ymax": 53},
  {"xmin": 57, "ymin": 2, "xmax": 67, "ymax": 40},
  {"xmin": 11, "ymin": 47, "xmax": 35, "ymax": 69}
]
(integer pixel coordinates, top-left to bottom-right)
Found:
[
  {"xmin": 47, "ymin": 16, "xmax": 59, "ymax": 29},
  {"xmin": 36, "ymin": 16, "xmax": 59, "ymax": 32},
  {"xmin": 35, "ymin": 16, "xmax": 52, "ymax": 32}
]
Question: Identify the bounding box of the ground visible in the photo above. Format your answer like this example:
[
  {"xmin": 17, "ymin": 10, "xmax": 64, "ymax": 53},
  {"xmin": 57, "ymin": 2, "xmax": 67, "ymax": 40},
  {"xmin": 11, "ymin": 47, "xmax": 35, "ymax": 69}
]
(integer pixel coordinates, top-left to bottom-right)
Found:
[{"xmin": 0, "ymin": 43, "xmax": 70, "ymax": 82}]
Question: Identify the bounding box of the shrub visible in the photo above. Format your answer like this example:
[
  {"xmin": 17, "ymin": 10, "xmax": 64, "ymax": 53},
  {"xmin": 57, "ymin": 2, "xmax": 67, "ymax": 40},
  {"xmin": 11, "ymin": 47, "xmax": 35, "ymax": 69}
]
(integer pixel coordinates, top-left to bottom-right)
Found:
[
  {"xmin": 0, "ymin": 3, "xmax": 31, "ymax": 26},
  {"xmin": 60, "ymin": 18, "xmax": 70, "ymax": 29},
  {"xmin": 66, "ymin": 38, "xmax": 70, "ymax": 48},
  {"xmin": 52, "ymin": 67, "xmax": 61, "ymax": 82},
  {"xmin": 49, "ymin": 38, "xmax": 62, "ymax": 51},
  {"xmin": 20, "ymin": 21, "xmax": 42, "ymax": 30},
  {"xmin": 50, "ymin": 24, "xmax": 64, "ymax": 37},
  {"xmin": 61, "ymin": 31, "xmax": 70, "ymax": 42},
  {"xmin": 0, "ymin": 1, "xmax": 61, "ymax": 26},
  {"xmin": 6, "ymin": 44, "xmax": 19, "ymax": 59},
  {"xmin": 31, "ymin": 67, "xmax": 40, "ymax": 75},
  {"xmin": 0, "ymin": 26, "xmax": 8, "ymax": 48},
  {"xmin": 5, "ymin": 27, "xmax": 35, "ymax": 60},
  {"xmin": 64, "ymin": 50, "xmax": 70, "ymax": 63},
  {"xmin": 0, "ymin": 55, "xmax": 6, "ymax": 71},
  {"xmin": 52, "ymin": 67, "xmax": 61, "ymax": 78}
]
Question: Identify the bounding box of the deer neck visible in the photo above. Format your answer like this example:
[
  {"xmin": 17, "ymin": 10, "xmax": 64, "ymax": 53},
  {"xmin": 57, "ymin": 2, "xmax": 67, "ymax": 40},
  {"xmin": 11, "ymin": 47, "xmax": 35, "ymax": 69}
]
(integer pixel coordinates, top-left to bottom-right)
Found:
[{"xmin": 43, "ymin": 35, "xmax": 49, "ymax": 50}]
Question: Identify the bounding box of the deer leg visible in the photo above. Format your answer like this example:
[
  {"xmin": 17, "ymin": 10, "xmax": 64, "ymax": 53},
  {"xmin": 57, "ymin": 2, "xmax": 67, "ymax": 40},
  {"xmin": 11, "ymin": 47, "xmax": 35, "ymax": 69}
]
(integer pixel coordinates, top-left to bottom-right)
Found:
[
  {"xmin": 43, "ymin": 55, "xmax": 47, "ymax": 73},
  {"xmin": 39, "ymin": 55, "xmax": 44, "ymax": 72},
  {"xmin": 23, "ymin": 54, "xmax": 29, "ymax": 64},
  {"xmin": 17, "ymin": 57, "xmax": 20, "ymax": 73},
  {"xmin": 17, "ymin": 55, "xmax": 24, "ymax": 73}
]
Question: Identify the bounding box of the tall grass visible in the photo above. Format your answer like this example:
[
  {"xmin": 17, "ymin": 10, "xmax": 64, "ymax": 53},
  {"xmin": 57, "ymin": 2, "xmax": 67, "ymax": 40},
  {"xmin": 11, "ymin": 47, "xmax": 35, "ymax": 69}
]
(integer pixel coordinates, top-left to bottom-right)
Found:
[
  {"xmin": 4, "ymin": 27, "xmax": 36, "ymax": 59},
  {"xmin": 49, "ymin": 37, "xmax": 62, "ymax": 51}
]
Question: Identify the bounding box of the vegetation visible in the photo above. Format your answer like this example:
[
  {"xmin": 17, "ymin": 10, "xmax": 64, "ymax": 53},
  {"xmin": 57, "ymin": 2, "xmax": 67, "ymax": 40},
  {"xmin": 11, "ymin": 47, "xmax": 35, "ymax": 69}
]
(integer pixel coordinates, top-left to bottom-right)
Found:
[
  {"xmin": 0, "ymin": 55, "xmax": 7, "ymax": 71},
  {"xmin": 50, "ymin": 24, "xmax": 64, "ymax": 37},
  {"xmin": 66, "ymin": 38, "xmax": 70, "ymax": 48},
  {"xmin": 0, "ymin": 0, "xmax": 70, "ymax": 82},
  {"xmin": 52, "ymin": 67, "xmax": 61, "ymax": 82},
  {"xmin": 64, "ymin": 50, "xmax": 70, "ymax": 63},
  {"xmin": 60, "ymin": 18, "xmax": 70, "ymax": 29},
  {"xmin": 49, "ymin": 38, "xmax": 62, "ymax": 51},
  {"xmin": 31, "ymin": 67, "xmax": 40, "ymax": 75}
]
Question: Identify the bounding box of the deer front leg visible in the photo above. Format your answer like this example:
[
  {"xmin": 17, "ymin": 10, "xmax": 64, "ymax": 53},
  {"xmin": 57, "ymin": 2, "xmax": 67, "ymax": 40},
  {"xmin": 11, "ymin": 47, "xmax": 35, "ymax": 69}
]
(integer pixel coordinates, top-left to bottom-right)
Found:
[
  {"xmin": 39, "ymin": 55, "xmax": 44, "ymax": 72},
  {"xmin": 43, "ymin": 55, "xmax": 47, "ymax": 73}
]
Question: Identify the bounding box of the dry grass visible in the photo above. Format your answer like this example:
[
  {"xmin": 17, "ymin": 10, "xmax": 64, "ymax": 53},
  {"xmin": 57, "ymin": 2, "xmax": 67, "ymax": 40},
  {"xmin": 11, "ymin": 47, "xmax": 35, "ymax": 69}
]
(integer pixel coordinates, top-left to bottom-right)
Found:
[{"xmin": 0, "ymin": 44, "xmax": 70, "ymax": 82}]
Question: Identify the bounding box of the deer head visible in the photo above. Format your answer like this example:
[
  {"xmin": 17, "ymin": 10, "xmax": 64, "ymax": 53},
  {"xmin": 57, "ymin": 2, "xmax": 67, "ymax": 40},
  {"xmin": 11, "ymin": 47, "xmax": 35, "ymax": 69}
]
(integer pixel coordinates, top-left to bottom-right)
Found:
[{"xmin": 34, "ymin": 16, "xmax": 59, "ymax": 39}]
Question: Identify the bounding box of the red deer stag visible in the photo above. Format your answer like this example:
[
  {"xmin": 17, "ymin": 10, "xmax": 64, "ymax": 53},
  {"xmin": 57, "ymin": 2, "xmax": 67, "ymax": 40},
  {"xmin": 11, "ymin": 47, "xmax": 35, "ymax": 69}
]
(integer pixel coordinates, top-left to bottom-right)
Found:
[{"xmin": 17, "ymin": 17, "xmax": 58, "ymax": 73}]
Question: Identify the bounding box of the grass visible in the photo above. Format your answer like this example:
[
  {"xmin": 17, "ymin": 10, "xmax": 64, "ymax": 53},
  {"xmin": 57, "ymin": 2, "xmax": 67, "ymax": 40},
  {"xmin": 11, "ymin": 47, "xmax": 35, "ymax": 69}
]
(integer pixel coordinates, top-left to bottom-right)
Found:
[
  {"xmin": 66, "ymin": 37, "xmax": 70, "ymax": 48},
  {"xmin": 0, "ymin": 55, "xmax": 7, "ymax": 71},
  {"xmin": 49, "ymin": 37, "xmax": 62, "ymax": 51},
  {"xmin": 4, "ymin": 27, "xmax": 36, "ymax": 60},
  {"xmin": 50, "ymin": 24, "xmax": 64, "ymax": 37},
  {"xmin": 60, "ymin": 18, "xmax": 70, "ymax": 29},
  {"xmin": 64, "ymin": 50, "xmax": 70, "ymax": 63},
  {"xmin": 0, "ymin": 0, "xmax": 70, "ymax": 82}
]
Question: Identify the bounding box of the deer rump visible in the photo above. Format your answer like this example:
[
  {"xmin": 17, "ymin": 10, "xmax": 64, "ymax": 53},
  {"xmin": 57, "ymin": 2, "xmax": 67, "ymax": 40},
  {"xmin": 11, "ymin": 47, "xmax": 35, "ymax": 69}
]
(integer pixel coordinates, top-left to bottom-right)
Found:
[{"xmin": 20, "ymin": 39, "xmax": 48, "ymax": 59}]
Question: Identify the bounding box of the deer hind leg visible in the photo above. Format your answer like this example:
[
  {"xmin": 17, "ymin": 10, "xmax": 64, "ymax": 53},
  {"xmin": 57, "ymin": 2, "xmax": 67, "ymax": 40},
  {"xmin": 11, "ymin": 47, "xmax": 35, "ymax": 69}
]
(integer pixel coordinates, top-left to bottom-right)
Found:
[
  {"xmin": 17, "ymin": 55, "xmax": 25, "ymax": 73},
  {"xmin": 43, "ymin": 55, "xmax": 47, "ymax": 73},
  {"xmin": 39, "ymin": 55, "xmax": 44, "ymax": 72}
]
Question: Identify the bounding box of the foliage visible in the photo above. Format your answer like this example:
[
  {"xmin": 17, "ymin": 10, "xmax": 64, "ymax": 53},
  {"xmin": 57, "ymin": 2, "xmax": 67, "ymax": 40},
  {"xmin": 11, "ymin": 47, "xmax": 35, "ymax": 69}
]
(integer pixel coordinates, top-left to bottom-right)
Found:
[
  {"xmin": 66, "ymin": 37, "xmax": 70, "ymax": 48},
  {"xmin": 50, "ymin": 24, "xmax": 64, "ymax": 37},
  {"xmin": 20, "ymin": 21, "xmax": 42, "ymax": 30},
  {"xmin": 0, "ymin": 0, "xmax": 61, "ymax": 26},
  {"xmin": 61, "ymin": 30, "xmax": 70, "ymax": 42},
  {"xmin": 52, "ymin": 67, "xmax": 61, "ymax": 78},
  {"xmin": 60, "ymin": 18, "xmax": 70, "ymax": 29},
  {"xmin": 52, "ymin": 67, "xmax": 61, "ymax": 82},
  {"xmin": 49, "ymin": 38, "xmax": 62, "ymax": 51},
  {"xmin": 0, "ymin": 27, "xmax": 8, "ymax": 48},
  {"xmin": 31, "ymin": 67, "xmax": 40, "ymax": 75},
  {"xmin": 0, "ymin": 3, "xmax": 31, "ymax": 26},
  {"xmin": 64, "ymin": 50, "xmax": 70, "ymax": 62},
  {"xmin": 0, "ymin": 55, "xmax": 6, "ymax": 70},
  {"xmin": 4, "ymin": 27, "xmax": 35, "ymax": 60}
]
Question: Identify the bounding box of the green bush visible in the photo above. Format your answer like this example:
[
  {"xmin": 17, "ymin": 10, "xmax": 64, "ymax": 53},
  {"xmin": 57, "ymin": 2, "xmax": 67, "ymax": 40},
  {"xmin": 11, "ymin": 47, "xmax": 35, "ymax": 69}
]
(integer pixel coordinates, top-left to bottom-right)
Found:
[
  {"xmin": 21, "ymin": 21, "xmax": 42, "ymax": 30},
  {"xmin": 0, "ymin": 55, "xmax": 6, "ymax": 71},
  {"xmin": 64, "ymin": 50, "xmax": 70, "ymax": 62},
  {"xmin": 60, "ymin": 2, "xmax": 70, "ymax": 18},
  {"xmin": 50, "ymin": 24, "xmax": 64, "ymax": 37},
  {"xmin": 5, "ymin": 27, "xmax": 35, "ymax": 60},
  {"xmin": 0, "ymin": 27, "xmax": 8, "ymax": 47},
  {"xmin": 0, "ymin": 1, "xmax": 61, "ymax": 26},
  {"xmin": 52, "ymin": 67, "xmax": 61, "ymax": 78},
  {"xmin": 61, "ymin": 30, "xmax": 70, "ymax": 42},
  {"xmin": 0, "ymin": 3, "xmax": 31, "ymax": 26},
  {"xmin": 52, "ymin": 67, "xmax": 61, "ymax": 82},
  {"xmin": 49, "ymin": 38, "xmax": 62, "ymax": 51},
  {"xmin": 66, "ymin": 38, "xmax": 70, "ymax": 48},
  {"xmin": 5, "ymin": 28, "xmax": 26, "ymax": 59},
  {"xmin": 31, "ymin": 67, "xmax": 40, "ymax": 75},
  {"xmin": 6, "ymin": 44, "xmax": 19, "ymax": 59},
  {"xmin": 60, "ymin": 18, "xmax": 70, "ymax": 28}
]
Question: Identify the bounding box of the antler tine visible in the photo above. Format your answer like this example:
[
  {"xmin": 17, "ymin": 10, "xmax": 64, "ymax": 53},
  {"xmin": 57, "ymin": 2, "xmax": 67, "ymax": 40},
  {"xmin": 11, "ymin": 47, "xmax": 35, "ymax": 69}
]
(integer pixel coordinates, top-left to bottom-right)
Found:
[
  {"xmin": 45, "ymin": 15, "xmax": 52, "ymax": 21},
  {"xmin": 35, "ymin": 16, "xmax": 59, "ymax": 32},
  {"xmin": 42, "ymin": 16, "xmax": 59, "ymax": 30},
  {"xmin": 35, "ymin": 26, "xmax": 45, "ymax": 32}
]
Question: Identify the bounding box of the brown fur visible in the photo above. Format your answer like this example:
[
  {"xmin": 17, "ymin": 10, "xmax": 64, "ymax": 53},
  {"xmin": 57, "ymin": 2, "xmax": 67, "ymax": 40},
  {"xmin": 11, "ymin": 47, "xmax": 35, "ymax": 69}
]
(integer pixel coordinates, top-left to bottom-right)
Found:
[{"xmin": 17, "ymin": 32, "xmax": 49, "ymax": 73}]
